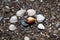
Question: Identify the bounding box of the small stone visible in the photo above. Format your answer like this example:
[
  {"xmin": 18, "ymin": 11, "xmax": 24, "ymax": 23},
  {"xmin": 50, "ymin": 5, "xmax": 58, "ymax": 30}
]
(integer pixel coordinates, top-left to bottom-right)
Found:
[
  {"xmin": 55, "ymin": 22, "xmax": 60, "ymax": 27},
  {"xmin": 5, "ymin": 6, "xmax": 10, "ymax": 12},
  {"xmin": 16, "ymin": 9, "xmax": 26, "ymax": 17},
  {"xmin": 51, "ymin": 16, "xmax": 56, "ymax": 19},
  {"xmin": 30, "ymin": 0, "xmax": 34, "ymax": 1},
  {"xmin": 9, "ymin": 24, "xmax": 16, "ymax": 31},
  {"xmin": 24, "ymin": 36, "xmax": 30, "ymax": 40},
  {"xmin": 27, "ymin": 9, "xmax": 36, "ymax": 16},
  {"xmin": 16, "ymin": 0, "xmax": 19, "ymax": 2},
  {"xmin": 36, "ymin": 14, "xmax": 45, "ymax": 22},
  {"xmin": 3, "ymin": 0, "xmax": 10, "ymax": 3},
  {"xmin": 39, "ymin": 0, "xmax": 43, "ymax": 2},
  {"xmin": 0, "ymin": 16, "xmax": 3, "ymax": 21},
  {"xmin": 27, "ymin": 17, "xmax": 35, "ymax": 24},
  {"xmin": 9, "ymin": 16, "xmax": 18, "ymax": 23},
  {"xmin": 21, "ymin": 21, "xmax": 28, "ymax": 26},
  {"xmin": 5, "ymin": 6, "xmax": 10, "ymax": 9},
  {"xmin": 37, "ymin": 24, "xmax": 45, "ymax": 29},
  {"xmin": 31, "ymin": 37, "xmax": 36, "ymax": 40}
]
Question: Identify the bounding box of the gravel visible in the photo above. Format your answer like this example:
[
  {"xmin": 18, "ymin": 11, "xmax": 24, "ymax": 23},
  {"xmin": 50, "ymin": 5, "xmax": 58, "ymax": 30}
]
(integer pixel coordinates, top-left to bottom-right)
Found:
[{"xmin": 0, "ymin": 0, "xmax": 60, "ymax": 40}]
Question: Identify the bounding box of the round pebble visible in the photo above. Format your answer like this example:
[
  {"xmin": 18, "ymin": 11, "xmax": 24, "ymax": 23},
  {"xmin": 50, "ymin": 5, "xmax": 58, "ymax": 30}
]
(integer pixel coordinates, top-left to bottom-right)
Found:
[
  {"xmin": 37, "ymin": 24, "xmax": 45, "ymax": 29},
  {"xmin": 21, "ymin": 20, "xmax": 28, "ymax": 26},
  {"xmin": 9, "ymin": 16, "xmax": 18, "ymax": 23},
  {"xmin": 27, "ymin": 17, "xmax": 35, "ymax": 24},
  {"xmin": 24, "ymin": 36, "xmax": 30, "ymax": 40},
  {"xmin": 9, "ymin": 24, "xmax": 17, "ymax": 31},
  {"xmin": 16, "ymin": 9, "xmax": 26, "ymax": 17},
  {"xmin": 27, "ymin": 9, "xmax": 36, "ymax": 16},
  {"xmin": 36, "ymin": 14, "xmax": 45, "ymax": 22}
]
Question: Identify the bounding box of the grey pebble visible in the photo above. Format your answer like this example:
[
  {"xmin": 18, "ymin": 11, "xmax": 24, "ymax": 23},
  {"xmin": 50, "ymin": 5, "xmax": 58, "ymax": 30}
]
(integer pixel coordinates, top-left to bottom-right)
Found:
[
  {"xmin": 55, "ymin": 22, "xmax": 60, "ymax": 27},
  {"xmin": 0, "ymin": 16, "xmax": 3, "ymax": 21},
  {"xmin": 3, "ymin": 0, "xmax": 10, "ymax": 2}
]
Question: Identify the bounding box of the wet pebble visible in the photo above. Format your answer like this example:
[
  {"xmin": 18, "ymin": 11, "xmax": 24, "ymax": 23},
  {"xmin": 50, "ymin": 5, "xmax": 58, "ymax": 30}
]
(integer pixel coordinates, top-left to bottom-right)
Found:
[
  {"xmin": 37, "ymin": 24, "xmax": 45, "ymax": 29},
  {"xmin": 36, "ymin": 14, "xmax": 45, "ymax": 22},
  {"xmin": 9, "ymin": 16, "xmax": 18, "ymax": 23},
  {"xmin": 27, "ymin": 9, "xmax": 36, "ymax": 16},
  {"xmin": 9, "ymin": 24, "xmax": 17, "ymax": 31}
]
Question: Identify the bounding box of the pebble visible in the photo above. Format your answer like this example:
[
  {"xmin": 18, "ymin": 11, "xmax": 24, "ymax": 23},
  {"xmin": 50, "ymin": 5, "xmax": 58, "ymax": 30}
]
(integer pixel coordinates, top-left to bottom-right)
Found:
[
  {"xmin": 55, "ymin": 22, "xmax": 60, "ymax": 27},
  {"xmin": 30, "ymin": 0, "xmax": 34, "ymax": 1},
  {"xmin": 9, "ymin": 16, "xmax": 18, "ymax": 23},
  {"xmin": 27, "ymin": 17, "xmax": 35, "ymax": 24},
  {"xmin": 27, "ymin": 9, "xmax": 36, "ymax": 16},
  {"xmin": 40, "ymin": 0, "xmax": 43, "ymax": 2},
  {"xmin": 24, "ymin": 36, "xmax": 30, "ymax": 40},
  {"xmin": 51, "ymin": 16, "xmax": 56, "ymax": 19},
  {"xmin": 21, "ymin": 21, "xmax": 28, "ymax": 26},
  {"xmin": 0, "ymin": 16, "xmax": 3, "ymax": 21},
  {"xmin": 9, "ymin": 24, "xmax": 17, "ymax": 31},
  {"xmin": 37, "ymin": 24, "xmax": 45, "ymax": 29},
  {"xmin": 16, "ymin": 9, "xmax": 26, "ymax": 17},
  {"xmin": 5, "ymin": 6, "xmax": 10, "ymax": 9},
  {"xmin": 3, "ymin": 0, "xmax": 10, "ymax": 3},
  {"xmin": 31, "ymin": 37, "xmax": 36, "ymax": 40},
  {"xmin": 36, "ymin": 14, "xmax": 45, "ymax": 22}
]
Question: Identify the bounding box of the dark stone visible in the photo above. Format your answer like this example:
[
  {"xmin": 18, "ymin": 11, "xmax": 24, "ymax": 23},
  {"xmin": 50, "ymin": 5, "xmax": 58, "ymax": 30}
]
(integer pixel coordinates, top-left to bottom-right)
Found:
[
  {"xmin": 0, "ymin": 30, "xmax": 3, "ymax": 37},
  {"xmin": 0, "ymin": 16, "xmax": 3, "ymax": 21},
  {"xmin": 21, "ymin": 20, "xmax": 29, "ymax": 27},
  {"xmin": 30, "ymin": 37, "xmax": 36, "ymax": 40}
]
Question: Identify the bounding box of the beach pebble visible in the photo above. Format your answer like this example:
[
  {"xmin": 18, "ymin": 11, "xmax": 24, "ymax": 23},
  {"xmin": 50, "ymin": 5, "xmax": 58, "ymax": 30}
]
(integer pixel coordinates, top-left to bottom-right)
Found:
[
  {"xmin": 21, "ymin": 21, "xmax": 28, "ymax": 26},
  {"xmin": 24, "ymin": 36, "xmax": 30, "ymax": 40},
  {"xmin": 9, "ymin": 24, "xmax": 16, "ymax": 31},
  {"xmin": 27, "ymin": 9, "xmax": 36, "ymax": 16},
  {"xmin": 0, "ymin": 16, "xmax": 3, "ymax": 21},
  {"xmin": 51, "ymin": 16, "xmax": 56, "ymax": 19},
  {"xmin": 16, "ymin": 9, "xmax": 26, "ymax": 17},
  {"xmin": 9, "ymin": 16, "xmax": 18, "ymax": 23},
  {"xmin": 3, "ymin": 0, "xmax": 10, "ymax": 3},
  {"xmin": 40, "ymin": 0, "xmax": 43, "ymax": 2},
  {"xmin": 5, "ymin": 6, "xmax": 10, "ymax": 9},
  {"xmin": 37, "ymin": 24, "xmax": 45, "ymax": 29},
  {"xmin": 55, "ymin": 22, "xmax": 60, "ymax": 27},
  {"xmin": 36, "ymin": 14, "xmax": 45, "ymax": 22},
  {"xmin": 30, "ymin": 0, "xmax": 34, "ymax": 1},
  {"xmin": 27, "ymin": 17, "xmax": 35, "ymax": 24}
]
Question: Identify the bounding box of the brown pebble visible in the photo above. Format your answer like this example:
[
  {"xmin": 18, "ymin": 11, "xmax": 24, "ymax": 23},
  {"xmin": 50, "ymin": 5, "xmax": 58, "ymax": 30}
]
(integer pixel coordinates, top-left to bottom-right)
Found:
[{"xmin": 27, "ymin": 17, "xmax": 35, "ymax": 24}]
